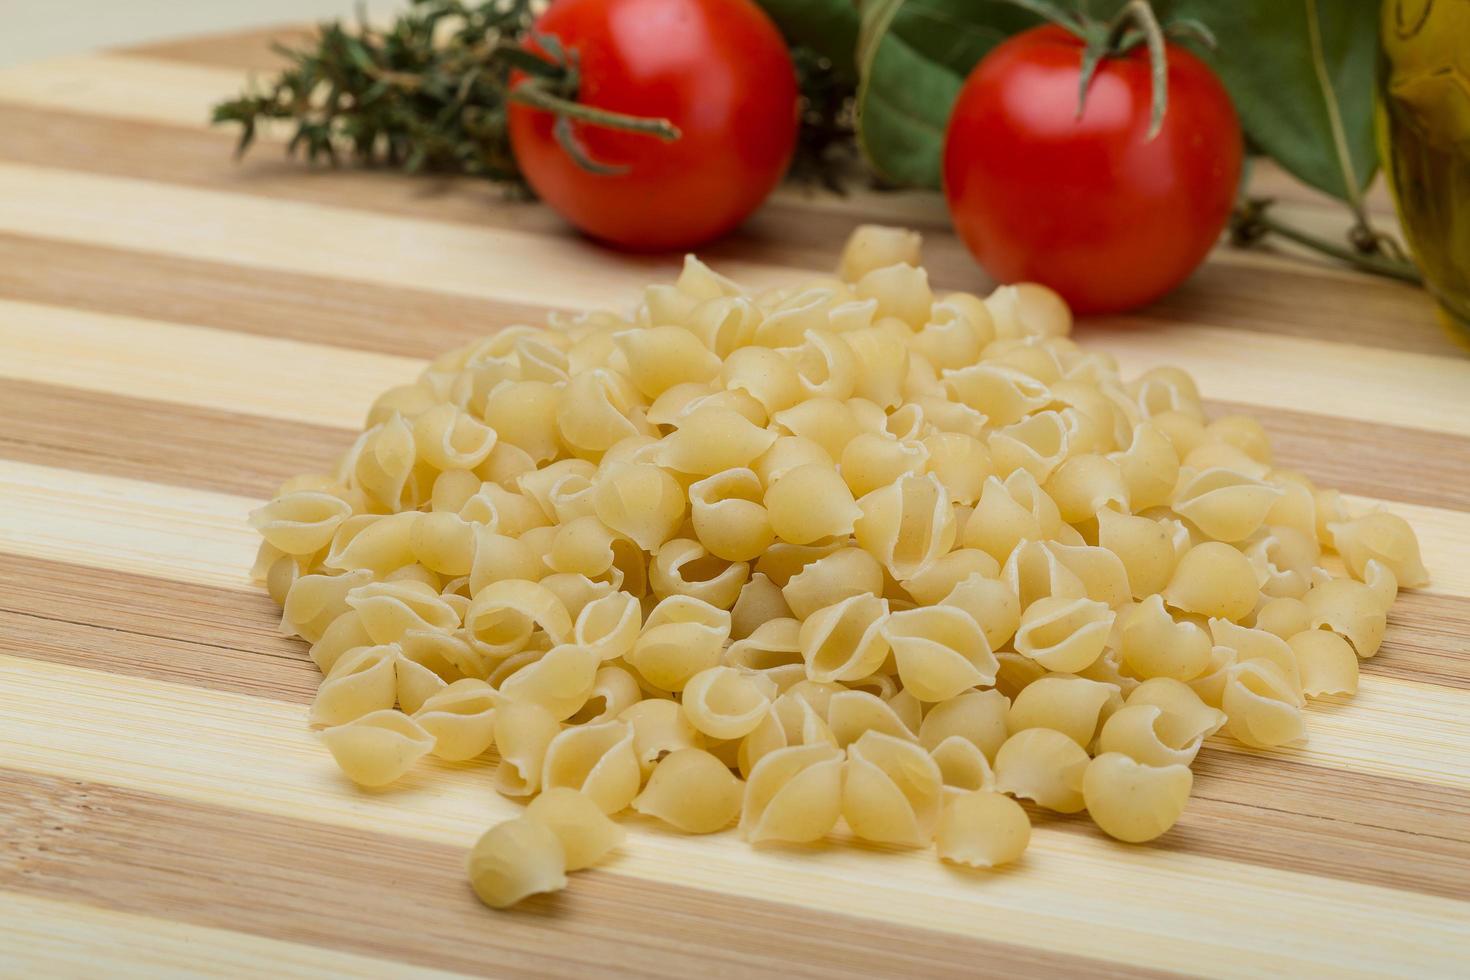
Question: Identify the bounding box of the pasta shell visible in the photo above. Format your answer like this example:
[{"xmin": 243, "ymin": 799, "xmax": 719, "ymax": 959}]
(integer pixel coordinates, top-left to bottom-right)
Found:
[
  {"xmin": 1007, "ymin": 676, "xmax": 1122, "ymax": 748},
  {"xmin": 633, "ymin": 748, "xmax": 744, "ymax": 834},
  {"xmin": 413, "ymin": 678, "xmax": 501, "ymax": 761},
  {"xmin": 347, "ymin": 580, "xmax": 460, "ymax": 645},
  {"xmin": 1013, "ymin": 596, "xmax": 1115, "ymax": 673},
  {"xmin": 1082, "ymin": 753, "xmax": 1193, "ymax": 843},
  {"xmin": 765, "ymin": 462, "xmax": 862, "ymax": 544},
  {"xmin": 541, "ymin": 720, "xmax": 641, "ymax": 814},
  {"xmin": 649, "ymin": 538, "xmax": 750, "ymax": 609},
  {"xmin": 989, "ymin": 410, "xmax": 1070, "ymax": 482},
  {"xmin": 939, "ymin": 573, "xmax": 1021, "ymax": 651},
  {"xmin": 1304, "ymin": 578, "xmax": 1391, "ymax": 659},
  {"xmin": 826, "ymin": 690, "xmax": 916, "ymax": 748},
  {"xmin": 993, "ymin": 728, "xmax": 1089, "ymax": 813},
  {"xmin": 681, "ymin": 666, "xmax": 774, "ymax": 740},
  {"xmin": 1221, "ymin": 660, "xmax": 1306, "ymax": 748},
  {"xmin": 572, "ymin": 590, "xmax": 643, "ymax": 662},
  {"xmin": 799, "ymin": 593, "xmax": 891, "ymax": 683},
  {"xmin": 934, "ymin": 791, "xmax": 1031, "ymax": 868},
  {"xmin": 687, "ymin": 468, "xmax": 775, "ymax": 563},
  {"xmin": 1172, "ymin": 468, "xmax": 1284, "ymax": 543},
  {"xmin": 620, "ymin": 698, "xmax": 705, "ymax": 776},
  {"xmin": 930, "ymin": 736, "xmax": 996, "ymax": 794},
  {"xmin": 1162, "ymin": 542, "xmax": 1259, "ymax": 622},
  {"xmin": 525, "ymin": 788, "xmax": 625, "ymax": 871},
  {"xmin": 881, "ymin": 605, "xmax": 998, "ymax": 702},
  {"xmin": 249, "ymin": 490, "xmax": 352, "ymax": 556},
  {"xmin": 918, "ymin": 689, "xmax": 1010, "ymax": 761},
  {"xmin": 1118, "ymin": 594, "xmax": 1213, "ymax": 681},
  {"xmin": 854, "ymin": 473, "xmax": 956, "ymax": 581},
  {"xmin": 465, "ymin": 579, "xmax": 572, "ymax": 657},
  {"xmin": 319, "ymin": 709, "xmax": 434, "ymax": 787},
  {"xmin": 310, "ymin": 644, "xmax": 399, "ymax": 728},
  {"xmin": 1328, "ymin": 512, "xmax": 1429, "ymax": 588},
  {"xmin": 499, "ymin": 645, "xmax": 599, "ymax": 721},
  {"xmin": 843, "ymin": 731, "xmax": 944, "ymax": 846},
  {"xmin": 467, "ymin": 816, "xmax": 567, "ymax": 909},
  {"xmin": 629, "ymin": 595, "xmax": 730, "ymax": 691},
  {"xmin": 413, "ymin": 402, "xmax": 498, "ymax": 471},
  {"xmin": 283, "ymin": 568, "xmax": 375, "ymax": 643},
  {"xmin": 1096, "ymin": 704, "xmax": 1202, "ymax": 768},
  {"xmin": 740, "ymin": 743, "xmax": 844, "ymax": 844},
  {"xmin": 492, "ymin": 701, "xmax": 561, "ymax": 797},
  {"xmin": 730, "ymin": 574, "xmax": 794, "ymax": 640},
  {"xmin": 1288, "ymin": 630, "xmax": 1359, "ymax": 697}
]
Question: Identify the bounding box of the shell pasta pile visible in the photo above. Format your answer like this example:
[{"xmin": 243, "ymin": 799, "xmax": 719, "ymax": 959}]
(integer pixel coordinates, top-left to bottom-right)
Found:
[{"xmin": 251, "ymin": 226, "xmax": 1428, "ymax": 907}]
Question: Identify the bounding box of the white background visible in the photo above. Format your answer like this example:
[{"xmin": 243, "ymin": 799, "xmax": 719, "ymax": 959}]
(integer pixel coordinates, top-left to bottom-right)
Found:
[{"xmin": 2, "ymin": 0, "xmax": 394, "ymax": 67}]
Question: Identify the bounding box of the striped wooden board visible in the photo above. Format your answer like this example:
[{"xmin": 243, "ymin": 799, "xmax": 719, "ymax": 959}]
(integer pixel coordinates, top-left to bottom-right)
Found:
[{"xmin": 1, "ymin": 24, "xmax": 1468, "ymax": 979}]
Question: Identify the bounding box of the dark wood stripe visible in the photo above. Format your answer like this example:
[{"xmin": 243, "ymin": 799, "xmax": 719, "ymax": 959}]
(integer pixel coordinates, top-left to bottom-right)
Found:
[
  {"xmin": 0, "ymin": 555, "xmax": 318, "ymax": 704},
  {"xmin": 2, "ymin": 352, "xmax": 1458, "ymax": 517},
  {"xmin": 0, "ymin": 379, "xmax": 353, "ymax": 499},
  {"xmin": 1210, "ymin": 399, "xmax": 1470, "ymax": 513},
  {"xmin": 0, "ymin": 101, "xmax": 1455, "ymax": 359},
  {"xmin": 0, "ymin": 769, "xmax": 1140, "ymax": 979},
  {"xmin": 1374, "ymin": 592, "xmax": 1470, "ymax": 691},
  {"xmin": 3, "ymin": 552, "xmax": 1468, "ymax": 903}
]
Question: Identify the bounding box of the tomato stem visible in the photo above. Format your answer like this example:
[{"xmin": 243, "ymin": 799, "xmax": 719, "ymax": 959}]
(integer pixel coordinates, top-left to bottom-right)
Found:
[
  {"xmin": 1230, "ymin": 199, "xmax": 1422, "ymax": 284},
  {"xmin": 510, "ymin": 81, "xmax": 681, "ymax": 143}
]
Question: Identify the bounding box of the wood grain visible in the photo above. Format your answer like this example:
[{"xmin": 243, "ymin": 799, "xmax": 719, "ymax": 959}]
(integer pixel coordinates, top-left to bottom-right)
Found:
[
  {"xmin": 0, "ymin": 25, "xmax": 1466, "ymax": 979},
  {"xmin": 0, "ymin": 770, "xmax": 1128, "ymax": 980},
  {"xmin": 4, "ymin": 656, "xmax": 1467, "ymax": 977}
]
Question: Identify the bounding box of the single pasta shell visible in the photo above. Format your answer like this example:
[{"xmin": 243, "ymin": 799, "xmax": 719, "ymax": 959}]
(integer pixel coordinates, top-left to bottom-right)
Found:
[
  {"xmin": 934, "ymin": 790, "xmax": 1031, "ymax": 868},
  {"xmin": 467, "ymin": 816, "xmax": 568, "ymax": 909},
  {"xmin": 740, "ymin": 744, "xmax": 844, "ymax": 844},
  {"xmin": 1082, "ymin": 753, "xmax": 1192, "ymax": 843},
  {"xmin": 633, "ymin": 748, "xmax": 744, "ymax": 834},
  {"xmin": 319, "ymin": 709, "xmax": 434, "ymax": 788}
]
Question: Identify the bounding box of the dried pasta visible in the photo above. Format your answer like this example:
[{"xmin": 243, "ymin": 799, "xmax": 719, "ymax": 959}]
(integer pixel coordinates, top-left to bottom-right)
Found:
[{"xmin": 251, "ymin": 223, "xmax": 1426, "ymax": 906}]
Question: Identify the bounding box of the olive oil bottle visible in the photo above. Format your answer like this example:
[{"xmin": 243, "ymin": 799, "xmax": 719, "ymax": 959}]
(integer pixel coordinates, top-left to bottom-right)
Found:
[{"xmin": 1377, "ymin": 0, "xmax": 1470, "ymax": 336}]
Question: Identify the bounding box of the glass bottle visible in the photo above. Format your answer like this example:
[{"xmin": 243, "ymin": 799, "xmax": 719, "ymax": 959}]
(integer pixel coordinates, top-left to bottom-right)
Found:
[{"xmin": 1377, "ymin": 0, "xmax": 1470, "ymax": 337}]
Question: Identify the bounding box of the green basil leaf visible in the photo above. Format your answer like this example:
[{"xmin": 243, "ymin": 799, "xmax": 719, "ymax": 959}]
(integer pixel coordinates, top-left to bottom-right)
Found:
[
  {"xmin": 755, "ymin": 0, "xmax": 862, "ymax": 81},
  {"xmin": 854, "ymin": 0, "xmax": 1042, "ymax": 189},
  {"xmin": 1166, "ymin": 0, "xmax": 1380, "ymax": 202}
]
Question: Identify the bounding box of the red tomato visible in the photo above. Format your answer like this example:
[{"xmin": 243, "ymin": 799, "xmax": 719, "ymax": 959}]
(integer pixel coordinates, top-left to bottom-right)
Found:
[
  {"xmin": 942, "ymin": 26, "xmax": 1243, "ymax": 315},
  {"xmin": 509, "ymin": 0, "xmax": 799, "ymax": 251}
]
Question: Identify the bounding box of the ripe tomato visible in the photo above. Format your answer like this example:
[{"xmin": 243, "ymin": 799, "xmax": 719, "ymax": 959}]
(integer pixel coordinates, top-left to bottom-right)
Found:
[
  {"xmin": 509, "ymin": 0, "xmax": 799, "ymax": 251},
  {"xmin": 942, "ymin": 26, "xmax": 1242, "ymax": 315}
]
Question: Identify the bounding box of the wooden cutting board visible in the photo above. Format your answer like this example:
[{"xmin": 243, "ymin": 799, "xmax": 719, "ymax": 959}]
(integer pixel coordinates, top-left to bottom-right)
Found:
[{"xmin": 1, "ymin": 25, "xmax": 1468, "ymax": 979}]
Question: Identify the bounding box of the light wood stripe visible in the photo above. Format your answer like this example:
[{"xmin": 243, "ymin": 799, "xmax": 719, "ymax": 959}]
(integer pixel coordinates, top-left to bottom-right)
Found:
[
  {"xmin": 0, "ymin": 161, "xmax": 804, "ymax": 309},
  {"xmin": 4, "ymin": 552, "xmax": 1467, "ymax": 902},
  {"xmin": 0, "ymin": 773, "xmax": 1140, "ymax": 980},
  {"xmin": 0, "ymin": 892, "xmax": 455, "ymax": 980},
  {"xmin": 0, "ymin": 299, "xmax": 419, "ymax": 428},
  {"xmin": 5, "ymin": 458, "xmax": 1464, "ymax": 602},
  {"xmin": 0, "ymin": 460, "xmax": 258, "ymax": 592},
  {"xmin": 0, "ymin": 55, "xmax": 239, "ymax": 128},
  {"xmin": 1096, "ymin": 323, "xmax": 1470, "ymax": 438},
  {"xmin": 0, "ymin": 232, "xmax": 540, "ymax": 359},
  {"xmin": 2, "ymin": 656, "xmax": 1465, "ymax": 977},
  {"xmin": 0, "ymin": 101, "xmax": 1454, "ymax": 361}
]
